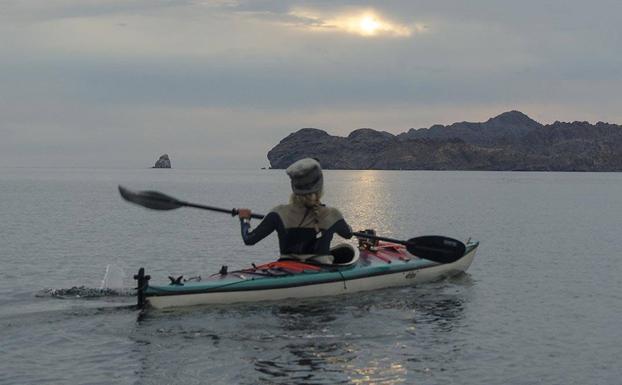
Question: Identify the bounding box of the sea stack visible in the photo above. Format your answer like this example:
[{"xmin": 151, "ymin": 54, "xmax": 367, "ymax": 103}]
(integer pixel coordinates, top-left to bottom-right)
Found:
[{"xmin": 153, "ymin": 154, "xmax": 171, "ymax": 168}]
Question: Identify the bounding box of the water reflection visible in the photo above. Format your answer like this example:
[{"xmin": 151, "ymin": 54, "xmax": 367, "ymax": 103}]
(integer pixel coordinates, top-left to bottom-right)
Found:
[
  {"xmin": 252, "ymin": 302, "xmax": 355, "ymax": 384},
  {"xmin": 329, "ymin": 171, "xmax": 395, "ymax": 235},
  {"xmin": 412, "ymin": 297, "xmax": 465, "ymax": 333},
  {"xmin": 249, "ymin": 284, "xmax": 470, "ymax": 385},
  {"xmin": 347, "ymin": 360, "xmax": 407, "ymax": 385},
  {"xmin": 128, "ymin": 277, "xmax": 473, "ymax": 385},
  {"xmin": 254, "ymin": 341, "xmax": 356, "ymax": 385}
]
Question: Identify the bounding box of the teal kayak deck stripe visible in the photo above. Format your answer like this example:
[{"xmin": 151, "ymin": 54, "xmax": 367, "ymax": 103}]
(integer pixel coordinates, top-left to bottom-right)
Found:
[
  {"xmin": 145, "ymin": 242, "xmax": 478, "ymax": 297},
  {"xmin": 145, "ymin": 257, "xmax": 435, "ymax": 296}
]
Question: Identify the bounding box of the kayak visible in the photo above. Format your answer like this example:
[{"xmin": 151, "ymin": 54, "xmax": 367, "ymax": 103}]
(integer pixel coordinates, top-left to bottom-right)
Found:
[{"xmin": 134, "ymin": 239, "xmax": 478, "ymax": 309}]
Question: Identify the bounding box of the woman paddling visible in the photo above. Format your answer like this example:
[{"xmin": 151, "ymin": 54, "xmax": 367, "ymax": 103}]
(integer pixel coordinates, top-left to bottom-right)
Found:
[{"xmin": 237, "ymin": 158, "xmax": 353, "ymax": 264}]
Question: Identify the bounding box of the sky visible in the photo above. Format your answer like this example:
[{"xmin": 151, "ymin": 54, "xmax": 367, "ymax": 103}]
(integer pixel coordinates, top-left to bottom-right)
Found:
[{"xmin": 1, "ymin": 0, "xmax": 621, "ymax": 168}]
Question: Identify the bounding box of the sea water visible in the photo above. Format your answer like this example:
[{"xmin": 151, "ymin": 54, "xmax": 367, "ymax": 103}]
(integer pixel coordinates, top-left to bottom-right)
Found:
[{"xmin": 1, "ymin": 168, "xmax": 621, "ymax": 385}]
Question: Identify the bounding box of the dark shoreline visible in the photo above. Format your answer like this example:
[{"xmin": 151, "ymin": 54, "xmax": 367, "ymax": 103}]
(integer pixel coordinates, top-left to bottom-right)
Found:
[{"xmin": 267, "ymin": 111, "xmax": 622, "ymax": 172}]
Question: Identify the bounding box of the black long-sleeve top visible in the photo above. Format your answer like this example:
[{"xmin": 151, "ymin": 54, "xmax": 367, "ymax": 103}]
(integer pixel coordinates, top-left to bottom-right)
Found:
[{"xmin": 240, "ymin": 204, "xmax": 352, "ymax": 255}]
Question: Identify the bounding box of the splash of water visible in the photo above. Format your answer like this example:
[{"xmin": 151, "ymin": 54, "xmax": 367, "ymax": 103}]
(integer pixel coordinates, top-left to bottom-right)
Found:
[
  {"xmin": 100, "ymin": 263, "xmax": 126, "ymax": 290},
  {"xmin": 37, "ymin": 263, "xmax": 136, "ymax": 298},
  {"xmin": 38, "ymin": 286, "xmax": 133, "ymax": 298}
]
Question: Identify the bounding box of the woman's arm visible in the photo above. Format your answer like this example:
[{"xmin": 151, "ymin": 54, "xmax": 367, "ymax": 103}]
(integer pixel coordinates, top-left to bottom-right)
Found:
[
  {"xmin": 333, "ymin": 218, "xmax": 353, "ymax": 239},
  {"xmin": 239, "ymin": 211, "xmax": 280, "ymax": 245}
]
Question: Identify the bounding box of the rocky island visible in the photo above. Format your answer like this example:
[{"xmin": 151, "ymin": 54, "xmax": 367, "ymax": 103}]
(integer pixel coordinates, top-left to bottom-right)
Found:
[
  {"xmin": 153, "ymin": 154, "xmax": 171, "ymax": 168},
  {"xmin": 267, "ymin": 111, "xmax": 622, "ymax": 171}
]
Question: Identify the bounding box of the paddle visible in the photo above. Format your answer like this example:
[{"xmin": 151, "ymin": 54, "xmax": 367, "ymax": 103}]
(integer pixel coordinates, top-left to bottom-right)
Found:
[
  {"xmin": 118, "ymin": 185, "xmax": 466, "ymax": 264},
  {"xmin": 118, "ymin": 185, "xmax": 264, "ymax": 219},
  {"xmin": 350, "ymin": 232, "xmax": 465, "ymax": 264}
]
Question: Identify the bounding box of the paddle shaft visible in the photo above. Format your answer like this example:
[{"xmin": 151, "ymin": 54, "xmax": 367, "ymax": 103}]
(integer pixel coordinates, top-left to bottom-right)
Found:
[
  {"xmin": 138, "ymin": 196, "xmax": 438, "ymax": 246},
  {"xmin": 183, "ymin": 203, "xmax": 424, "ymax": 247},
  {"xmin": 351, "ymin": 232, "xmax": 406, "ymax": 245},
  {"xmin": 118, "ymin": 185, "xmax": 466, "ymax": 263},
  {"xmin": 181, "ymin": 203, "xmax": 407, "ymax": 245},
  {"xmin": 181, "ymin": 201, "xmax": 265, "ymax": 220}
]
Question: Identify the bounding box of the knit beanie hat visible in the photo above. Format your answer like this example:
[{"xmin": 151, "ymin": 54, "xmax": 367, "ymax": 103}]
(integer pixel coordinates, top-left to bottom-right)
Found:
[{"xmin": 286, "ymin": 158, "xmax": 323, "ymax": 194}]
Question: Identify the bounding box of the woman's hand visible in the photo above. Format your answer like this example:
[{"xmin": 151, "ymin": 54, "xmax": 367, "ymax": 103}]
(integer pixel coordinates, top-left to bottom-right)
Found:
[{"xmin": 237, "ymin": 208, "xmax": 252, "ymax": 220}]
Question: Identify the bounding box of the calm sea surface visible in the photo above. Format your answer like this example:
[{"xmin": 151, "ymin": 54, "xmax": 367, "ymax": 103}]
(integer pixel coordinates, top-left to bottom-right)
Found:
[{"xmin": 1, "ymin": 168, "xmax": 621, "ymax": 385}]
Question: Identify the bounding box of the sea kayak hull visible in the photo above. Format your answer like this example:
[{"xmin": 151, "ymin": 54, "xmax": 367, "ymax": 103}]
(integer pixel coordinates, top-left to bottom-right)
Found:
[{"xmin": 139, "ymin": 241, "xmax": 478, "ymax": 309}]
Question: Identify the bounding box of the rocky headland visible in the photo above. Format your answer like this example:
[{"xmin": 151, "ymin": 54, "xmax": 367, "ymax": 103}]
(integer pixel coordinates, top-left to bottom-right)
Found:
[{"xmin": 267, "ymin": 111, "xmax": 622, "ymax": 171}]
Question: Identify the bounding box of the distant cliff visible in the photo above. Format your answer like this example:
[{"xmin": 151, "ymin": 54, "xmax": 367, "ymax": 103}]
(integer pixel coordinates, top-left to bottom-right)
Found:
[{"xmin": 267, "ymin": 111, "xmax": 622, "ymax": 171}]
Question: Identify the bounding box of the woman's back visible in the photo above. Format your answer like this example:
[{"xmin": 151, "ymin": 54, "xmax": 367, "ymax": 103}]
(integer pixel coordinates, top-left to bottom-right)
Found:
[{"xmin": 270, "ymin": 203, "xmax": 350, "ymax": 255}]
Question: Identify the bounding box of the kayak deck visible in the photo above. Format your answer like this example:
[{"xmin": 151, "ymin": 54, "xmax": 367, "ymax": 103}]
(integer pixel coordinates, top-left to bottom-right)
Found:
[{"xmin": 135, "ymin": 240, "xmax": 478, "ymax": 309}]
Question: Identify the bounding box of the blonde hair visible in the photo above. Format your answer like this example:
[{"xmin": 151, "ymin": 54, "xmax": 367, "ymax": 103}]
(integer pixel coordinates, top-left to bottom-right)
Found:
[
  {"xmin": 290, "ymin": 190, "xmax": 323, "ymax": 233},
  {"xmin": 290, "ymin": 191, "xmax": 323, "ymax": 208}
]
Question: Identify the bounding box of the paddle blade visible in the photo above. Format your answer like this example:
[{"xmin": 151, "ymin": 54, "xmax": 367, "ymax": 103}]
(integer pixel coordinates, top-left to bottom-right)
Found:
[
  {"xmin": 118, "ymin": 185, "xmax": 183, "ymax": 210},
  {"xmin": 405, "ymin": 236, "xmax": 466, "ymax": 264}
]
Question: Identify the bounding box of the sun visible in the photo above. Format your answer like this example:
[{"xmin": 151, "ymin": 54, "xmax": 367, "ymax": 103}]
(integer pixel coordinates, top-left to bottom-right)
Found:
[
  {"xmin": 358, "ymin": 15, "xmax": 381, "ymax": 35},
  {"xmin": 288, "ymin": 8, "xmax": 416, "ymax": 37}
]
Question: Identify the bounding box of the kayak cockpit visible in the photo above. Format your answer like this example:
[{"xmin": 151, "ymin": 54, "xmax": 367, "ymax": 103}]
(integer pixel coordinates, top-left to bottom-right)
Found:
[
  {"xmin": 327, "ymin": 243, "xmax": 359, "ymax": 266},
  {"xmin": 275, "ymin": 243, "xmax": 360, "ymax": 266}
]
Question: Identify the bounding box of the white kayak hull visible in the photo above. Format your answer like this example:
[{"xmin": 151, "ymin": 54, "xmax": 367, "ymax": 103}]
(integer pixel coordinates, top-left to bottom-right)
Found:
[{"xmin": 145, "ymin": 242, "xmax": 477, "ymax": 309}]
